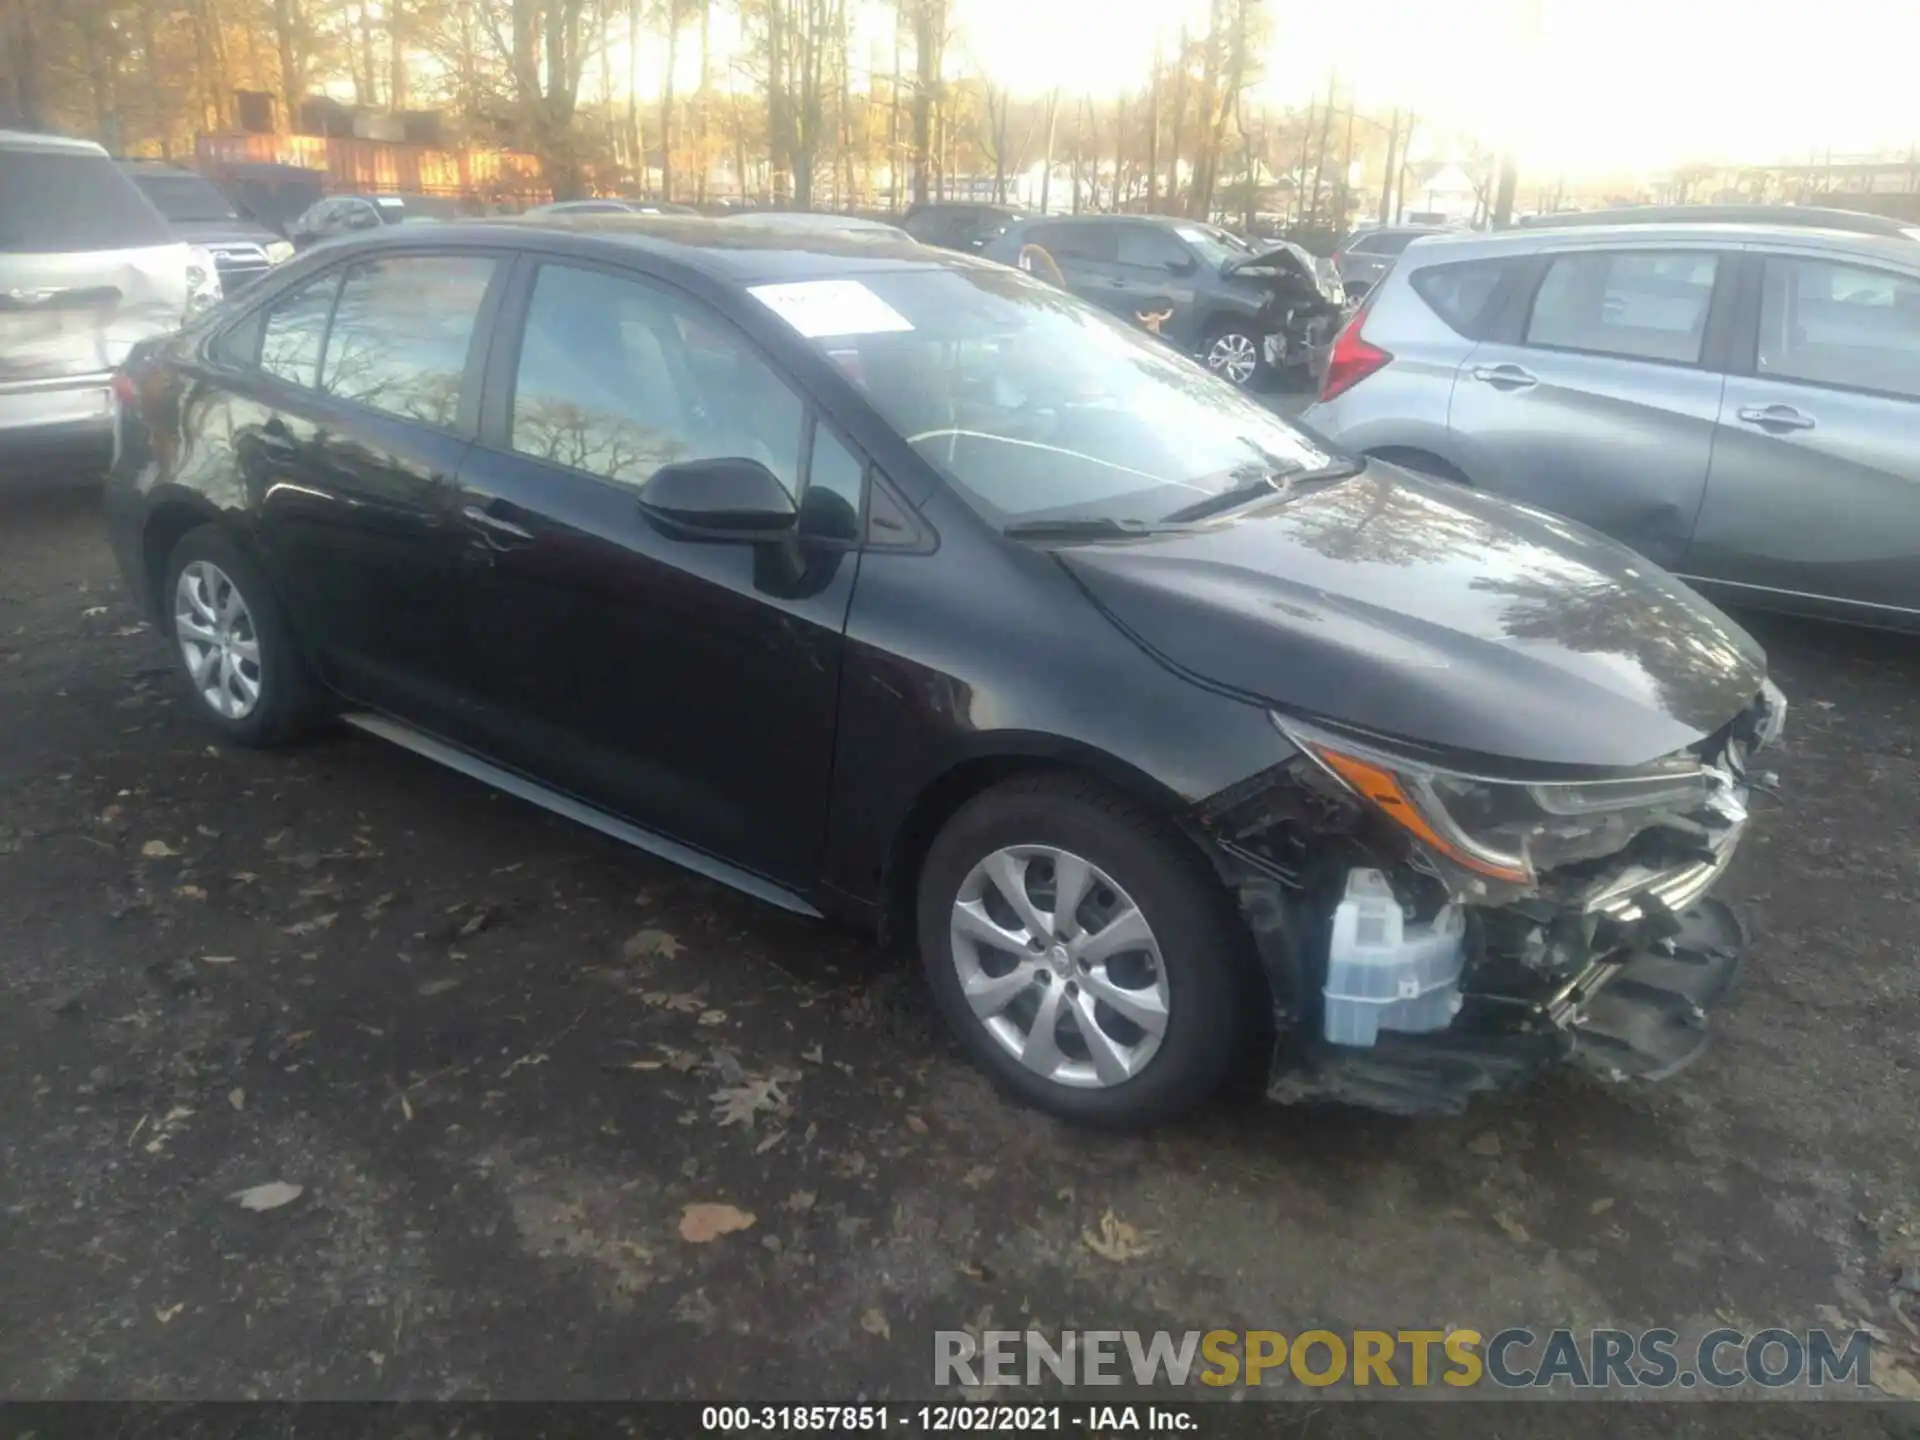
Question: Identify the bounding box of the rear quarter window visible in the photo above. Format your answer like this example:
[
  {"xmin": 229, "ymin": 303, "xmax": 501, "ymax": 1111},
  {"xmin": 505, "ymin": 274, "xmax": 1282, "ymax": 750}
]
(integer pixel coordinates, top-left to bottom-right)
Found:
[
  {"xmin": 1408, "ymin": 259, "xmax": 1509, "ymax": 338},
  {"xmin": 0, "ymin": 149, "xmax": 174, "ymax": 252}
]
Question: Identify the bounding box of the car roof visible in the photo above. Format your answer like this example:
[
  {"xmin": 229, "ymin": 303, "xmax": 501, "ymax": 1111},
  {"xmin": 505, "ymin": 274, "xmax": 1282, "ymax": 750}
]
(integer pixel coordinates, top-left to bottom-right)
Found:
[
  {"xmin": 1518, "ymin": 203, "xmax": 1915, "ymax": 238},
  {"xmin": 0, "ymin": 128, "xmax": 110, "ymax": 157},
  {"xmin": 329, "ymin": 213, "xmax": 957, "ymax": 285},
  {"xmin": 1406, "ymin": 222, "xmax": 1920, "ymax": 266}
]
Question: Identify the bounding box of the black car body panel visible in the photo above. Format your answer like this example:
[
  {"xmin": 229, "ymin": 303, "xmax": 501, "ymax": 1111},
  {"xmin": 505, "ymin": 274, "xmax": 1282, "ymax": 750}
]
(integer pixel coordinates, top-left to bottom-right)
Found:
[
  {"xmin": 105, "ymin": 217, "xmax": 1783, "ymax": 1118},
  {"xmin": 1055, "ymin": 465, "xmax": 1767, "ymax": 770}
]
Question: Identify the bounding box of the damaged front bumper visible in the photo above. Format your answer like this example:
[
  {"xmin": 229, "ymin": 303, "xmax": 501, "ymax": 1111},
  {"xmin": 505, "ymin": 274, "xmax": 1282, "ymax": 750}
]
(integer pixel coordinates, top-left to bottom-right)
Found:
[{"xmin": 1196, "ymin": 682, "xmax": 1786, "ymax": 1116}]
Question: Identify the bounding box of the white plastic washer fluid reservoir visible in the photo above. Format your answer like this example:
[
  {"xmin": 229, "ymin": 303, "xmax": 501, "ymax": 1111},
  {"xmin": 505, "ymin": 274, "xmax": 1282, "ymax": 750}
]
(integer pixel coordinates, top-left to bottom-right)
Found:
[{"xmin": 1322, "ymin": 868, "xmax": 1466, "ymax": 1047}]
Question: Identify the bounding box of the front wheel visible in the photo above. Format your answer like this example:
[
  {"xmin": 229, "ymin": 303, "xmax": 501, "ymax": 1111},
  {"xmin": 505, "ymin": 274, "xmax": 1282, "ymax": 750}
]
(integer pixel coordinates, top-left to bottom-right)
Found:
[
  {"xmin": 917, "ymin": 775, "xmax": 1250, "ymax": 1128},
  {"xmin": 1202, "ymin": 322, "xmax": 1269, "ymax": 389}
]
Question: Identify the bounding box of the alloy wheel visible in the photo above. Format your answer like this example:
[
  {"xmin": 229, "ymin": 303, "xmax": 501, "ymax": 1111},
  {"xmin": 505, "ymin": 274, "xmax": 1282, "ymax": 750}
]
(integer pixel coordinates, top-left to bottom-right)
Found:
[
  {"xmin": 174, "ymin": 560, "xmax": 263, "ymax": 720},
  {"xmin": 947, "ymin": 844, "xmax": 1171, "ymax": 1089},
  {"xmin": 1205, "ymin": 331, "xmax": 1259, "ymax": 386}
]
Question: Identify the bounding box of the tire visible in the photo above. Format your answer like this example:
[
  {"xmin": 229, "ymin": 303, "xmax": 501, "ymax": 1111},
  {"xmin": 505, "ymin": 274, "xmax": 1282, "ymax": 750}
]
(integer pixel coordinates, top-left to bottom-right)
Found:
[
  {"xmin": 1201, "ymin": 319, "xmax": 1269, "ymax": 390},
  {"xmin": 162, "ymin": 524, "xmax": 326, "ymax": 747},
  {"xmin": 916, "ymin": 774, "xmax": 1250, "ymax": 1129}
]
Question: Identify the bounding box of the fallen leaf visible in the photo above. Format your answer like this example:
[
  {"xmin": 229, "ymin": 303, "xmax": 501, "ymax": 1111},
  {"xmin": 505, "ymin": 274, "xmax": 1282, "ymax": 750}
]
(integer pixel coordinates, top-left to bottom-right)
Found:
[
  {"xmin": 230, "ymin": 1181, "xmax": 303, "ymax": 1212},
  {"xmin": 264, "ymin": 829, "xmax": 290, "ymax": 848},
  {"xmin": 399, "ymin": 1093, "xmax": 414, "ymax": 1122},
  {"xmin": 1877, "ymin": 1359, "xmax": 1920, "ymax": 1401},
  {"xmin": 154, "ymin": 1303, "xmax": 185, "ymax": 1325},
  {"xmin": 962, "ymin": 1165, "xmax": 997, "ymax": 1190},
  {"xmin": 697, "ymin": 1009, "xmax": 728, "ymax": 1027},
  {"xmin": 82, "ymin": 605, "xmax": 108, "ymax": 618},
  {"xmin": 227, "ymin": 1088, "xmax": 245, "ymax": 1111},
  {"xmin": 175, "ymin": 884, "xmax": 207, "ymax": 901},
  {"xmin": 644, "ymin": 991, "xmax": 706, "ymax": 1013},
  {"xmin": 140, "ymin": 840, "xmax": 179, "ymax": 858},
  {"xmin": 619, "ymin": 1059, "xmax": 664, "ymax": 1072},
  {"xmin": 1466, "ymin": 1131, "xmax": 1502, "ymax": 1158},
  {"xmin": 801, "ymin": 1044, "xmax": 824, "ymax": 1064},
  {"xmin": 832, "ymin": 1151, "xmax": 868, "ymax": 1178},
  {"xmin": 501, "ymin": 1052, "xmax": 548, "ymax": 1078},
  {"xmin": 1082, "ymin": 1207, "xmax": 1153, "ymax": 1263},
  {"xmin": 362, "ymin": 892, "xmax": 396, "ymax": 920},
  {"xmin": 786, "ymin": 1190, "xmax": 817, "ymax": 1213},
  {"xmin": 658, "ymin": 1046, "xmax": 700, "ymax": 1072},
  {"xmin": 712, "ymin": 1075, "xmax": 790, "ymax": 1128},
  {"xmin": 679, "ymin": 1202, "xmax": 756, "ymax": 1243},
  {"xmin": 284, "ymin": 912, "xmax": 338, "ymax": 937},
  {"xmin": 861, "ymin": 1307, "xmax": 892, "ymax": 1340},
  {"xmin": 200, "ymin": 955, "xmax": 238, "ymax": 966},
  {"xmin": 623, "ymin": 928, "xmax": 685, "ymax": 962},
  {"xmin": 754, "ymin": 1128, "xmax": 788, "ymax": 1155},
  {"xmin": 905, "ymin": 1114, "xmax": 929, "ymax": 1136},
  {"xmin": 1494, "ymin": 1213, "xmax": 1531, "ymax": 1245},
  {"xmin": 230, "ymin": 871, "xmax": 259, "ymax": 884},
  {"xmin": 1589, "ymin": 1197, "xmax": 1614, "ymax": 1216},
  {"xmin": 417, "ymin": 978, "xmax": 460, "ymax": 997},
  {"xmin": 455, "ymin": 905, "xmax": 498, "ymax": 939}
]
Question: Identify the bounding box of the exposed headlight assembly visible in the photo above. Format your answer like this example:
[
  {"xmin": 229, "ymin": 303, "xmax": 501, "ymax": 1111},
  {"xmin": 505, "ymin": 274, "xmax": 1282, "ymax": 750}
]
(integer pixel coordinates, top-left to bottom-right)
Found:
[
  {"xmin": 184, "ymin": 245, "xmax": 224, "ymax": 317},
  {"xmin": 1273, "ymin": 713, "xmax": 1717, "ymax": 893}
]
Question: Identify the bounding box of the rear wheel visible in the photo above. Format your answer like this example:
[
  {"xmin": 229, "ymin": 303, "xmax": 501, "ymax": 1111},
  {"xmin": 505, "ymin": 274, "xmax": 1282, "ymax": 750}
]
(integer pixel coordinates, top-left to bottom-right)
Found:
[
  {"xmin": 917, "ymin": 775, "xmax": 1248, "ymax": 1128},
  {"xmin": 163, "ymin": 525, "xmax": 326, "ymax": 747}
]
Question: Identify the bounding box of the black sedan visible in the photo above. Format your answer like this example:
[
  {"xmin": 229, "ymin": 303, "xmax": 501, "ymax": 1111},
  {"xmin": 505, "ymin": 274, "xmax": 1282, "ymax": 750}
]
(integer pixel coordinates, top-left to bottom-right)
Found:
[{"xmin": 105, "ymin": 216, "xmax": 1786, "ymax": 1127}]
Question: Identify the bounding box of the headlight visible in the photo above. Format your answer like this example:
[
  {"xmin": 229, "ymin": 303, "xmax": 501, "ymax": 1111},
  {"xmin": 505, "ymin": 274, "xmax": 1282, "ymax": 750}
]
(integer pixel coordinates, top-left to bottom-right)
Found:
[
  {"xmin": 1274, "ymin": 714, "xmax": 1714, "ymax": 890},
  {"xmin": 265, "ymin": 240, "xmax": 295, "ymax": 265},
  {"xmin": 184, "ymin": 246, "xmax": 224, "ymax": 316}
]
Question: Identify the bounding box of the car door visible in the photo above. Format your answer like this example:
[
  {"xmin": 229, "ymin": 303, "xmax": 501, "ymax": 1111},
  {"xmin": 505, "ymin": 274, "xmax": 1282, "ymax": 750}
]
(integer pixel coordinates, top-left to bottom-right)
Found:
[
  {"xmin": 1110, "ymin": 225, "xmax": 1203, "ymax": 345},
  {"xmin": 245, "ymin": 250, "xmax": 500, "ymax": 724},
  {"xmin": 1446, "ymin": 243, "xmax": 1731, "ymax": 569},
  {"xmin": 1685, "ymin": 248, "xmax": 1920, "ymax": 619},
  {"xmin": 1037, "ymin": 222, "xmax": 1124, "ymax": 313},
  {"xmin": 455, "ymin": 257, "xmax": 866, "ymax": 886}
]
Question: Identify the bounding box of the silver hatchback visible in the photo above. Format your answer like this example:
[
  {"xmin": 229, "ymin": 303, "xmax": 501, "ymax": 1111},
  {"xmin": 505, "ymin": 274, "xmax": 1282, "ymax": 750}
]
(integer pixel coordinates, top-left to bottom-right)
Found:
[{"xmin": 1302, "ymin": 221, "xmax": 1920, "ymax": 629}]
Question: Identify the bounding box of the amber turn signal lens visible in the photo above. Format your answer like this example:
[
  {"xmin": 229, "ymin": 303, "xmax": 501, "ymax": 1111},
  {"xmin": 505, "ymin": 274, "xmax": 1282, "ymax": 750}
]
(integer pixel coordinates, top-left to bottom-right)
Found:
[{"xmin": 1313, "ymin": 746, "xmax": 1530, "ymax": 883}]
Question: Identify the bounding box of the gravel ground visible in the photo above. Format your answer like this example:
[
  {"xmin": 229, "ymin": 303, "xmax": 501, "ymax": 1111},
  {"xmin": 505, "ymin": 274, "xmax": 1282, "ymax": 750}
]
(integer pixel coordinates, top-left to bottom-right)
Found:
[{"xmin": 2, "ymin": 478, "xmax": 1917, "ymax": 1429}]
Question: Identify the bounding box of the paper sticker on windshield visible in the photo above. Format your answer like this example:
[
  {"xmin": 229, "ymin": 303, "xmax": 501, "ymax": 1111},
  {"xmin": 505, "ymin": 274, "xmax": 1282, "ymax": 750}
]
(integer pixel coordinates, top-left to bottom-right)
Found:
[{"xmin": 748, "ymin": 280, "xmax": 914, "ymax": 339}]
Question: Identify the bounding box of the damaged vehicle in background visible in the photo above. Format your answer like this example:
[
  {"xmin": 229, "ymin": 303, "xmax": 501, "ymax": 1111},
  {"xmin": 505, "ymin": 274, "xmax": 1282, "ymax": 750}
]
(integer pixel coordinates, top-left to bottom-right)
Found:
[
  {"xmin": 105, "ymin": 220, "xmax": 1784, "ymax": 1127},
  {"xmin": 981, "ymin": 214, "xmax": 1346, "ymax": 388}
]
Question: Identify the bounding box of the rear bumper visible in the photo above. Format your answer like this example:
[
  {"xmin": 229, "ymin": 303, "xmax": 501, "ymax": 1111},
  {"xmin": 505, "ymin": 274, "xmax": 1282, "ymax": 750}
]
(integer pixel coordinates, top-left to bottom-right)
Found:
[{"xmin": 0, "ymin": 377, "xmax": 115, "ymax": 486}]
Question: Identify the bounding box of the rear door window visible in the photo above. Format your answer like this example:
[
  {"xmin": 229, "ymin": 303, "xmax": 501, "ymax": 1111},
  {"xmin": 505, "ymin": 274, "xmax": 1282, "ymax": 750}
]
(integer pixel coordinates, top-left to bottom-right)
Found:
[
  {"xmin": 1045, "ymin": 224, "xmax": 1119, "ymax": 264},
  {"xmin": 320, "ymin": 254, "xmax": 495, "ymax": 427},
  {"xmin": 1525, "ymin": 250, "xmax": 1719, "ymax": 364},
  {"xmin": 0, "ymin": 149, "xmax": 173, "ymax": 252},
  {"xmin": 1409, "ymin": 259, "xmax": 1511, "ymax": 338},
  {"xmin": 1115, "ymin": 226, "xmax": 1192, "ymax": 271},
  {"xmin": 1756, "ymin": 255, "xmax": 1920, "ymax": 401},
  {"xmin": 258, "ymin": 273, "xmax": 341, "ymax": 386}
]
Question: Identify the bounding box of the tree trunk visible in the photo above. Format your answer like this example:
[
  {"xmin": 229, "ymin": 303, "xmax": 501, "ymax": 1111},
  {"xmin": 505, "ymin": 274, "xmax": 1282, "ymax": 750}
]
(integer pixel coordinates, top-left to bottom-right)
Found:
[
  {"xmin": 627, "ymin": 0, "xmax": 643, "ymax": 190},
  {"xmin": 660, "ymin": 0, "xmax": 678, "ymax": 202},
  {"xmin": 1308, "ymin": 71, "xmax": 1335, "ymax": 226},
  {"xmin": 766, "ymin": 0, "xmax": 788, "ymax": 203},
  {"xmin": 696, "ymin": 0, "xmax": 711, "ymax": 202},
  {"xmin": 144, "ymin": 0, "xmax": 174, "ymax": 150},
  {"xmin": 1378, "ymin": 107, "xmax": 1399, "ymax": 222},
  {"xmin": 388, "ymin": 0, "xmax": 407, "ymax": 111},
  {"xmin": 887, "ymin": 4, "xmax": 902, "ymax": 210},
  {"xmin": 1394, "ymin": 111, "xmax": 1415, "ymax": 222},
  {"xmin": 1166, "ymin": 24, "xmax": 1187, "ymax": 209},
  {"xmin": 1492, "ymin": 152, "xmax": 1519, "ymax": 229},
  {"xmin": 1144, "ymin": 40, "xmax": 1160, "ymax": 211},
  {"xmin": 907, "ymin": 0, "xmax": 939, "ymax": 206},
  {"xmin": 1038, "ymin": 87, "xmax": 1057, "ymax": 214}
]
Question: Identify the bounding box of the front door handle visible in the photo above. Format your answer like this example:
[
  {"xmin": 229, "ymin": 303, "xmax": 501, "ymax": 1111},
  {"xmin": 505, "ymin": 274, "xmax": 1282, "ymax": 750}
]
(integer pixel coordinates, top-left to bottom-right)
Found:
[
  {"xmin": 461, "ymin": 503, "xmax": 535, "ymax": 547},
  {"xmin": 1736, "ymin": 404, "xmax": 1816, "ymax": 433},
  {"xmin": 1471, "ymin": 363, "xmax": 1538, "ymax": 390}
]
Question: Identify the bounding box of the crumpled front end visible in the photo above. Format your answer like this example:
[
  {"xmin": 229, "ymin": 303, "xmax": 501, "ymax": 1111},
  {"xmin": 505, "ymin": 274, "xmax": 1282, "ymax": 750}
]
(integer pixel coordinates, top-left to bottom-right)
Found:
[{"xmin": 1192, "ymin": 681, "xmax": 1787, "ymax": 1115}]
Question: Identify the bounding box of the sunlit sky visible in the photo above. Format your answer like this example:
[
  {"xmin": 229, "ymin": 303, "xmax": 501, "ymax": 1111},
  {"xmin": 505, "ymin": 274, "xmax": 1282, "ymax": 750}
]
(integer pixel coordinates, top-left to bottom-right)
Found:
[
  {"xmin": 606, "ymin": 0, "xmax": 1916, "ymax": 178},
  {"xmin": 952, "ymin": 0, "xmax": 1918, "ymax": 174}
]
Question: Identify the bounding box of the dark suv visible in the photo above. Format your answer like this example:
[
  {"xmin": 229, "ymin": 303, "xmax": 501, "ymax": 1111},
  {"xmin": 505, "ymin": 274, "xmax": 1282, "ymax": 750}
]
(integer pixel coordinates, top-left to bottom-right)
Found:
[
  {"xmin": 981, "ymin": 215, "xmax": 1343, "ymax": 388},
  {"xmin": 120, "ymin": 161, "xmax": 294, "ymax": 292},
  {"xmin": 106, "ymin": 218, "xmax": 1784, "ymax": 1127},
  {"xmin": 902, "ymin": 202, "xmax": 1026, "ymax": 253}
]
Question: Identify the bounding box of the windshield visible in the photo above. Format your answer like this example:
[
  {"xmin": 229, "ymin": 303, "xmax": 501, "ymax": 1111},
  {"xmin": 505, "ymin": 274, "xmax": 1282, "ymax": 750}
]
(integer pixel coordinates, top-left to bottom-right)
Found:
[
  {"xmin": 758, "ymin": 266, "xmax": 1338, "ymax": 528},
  {"xmin": 133, "ymin": 173, "xmax": 240, "ymax": 223},
  {"xmin": 1173, "ymin": 223, "xmax": 1254, "ymax": 268}
]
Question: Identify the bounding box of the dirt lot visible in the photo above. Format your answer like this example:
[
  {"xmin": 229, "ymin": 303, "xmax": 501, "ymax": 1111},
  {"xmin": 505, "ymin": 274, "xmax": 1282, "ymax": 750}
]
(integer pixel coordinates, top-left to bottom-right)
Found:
[{"xmin": 2, "ymin": 482, "xmax": 1918, "ymax": 1423}]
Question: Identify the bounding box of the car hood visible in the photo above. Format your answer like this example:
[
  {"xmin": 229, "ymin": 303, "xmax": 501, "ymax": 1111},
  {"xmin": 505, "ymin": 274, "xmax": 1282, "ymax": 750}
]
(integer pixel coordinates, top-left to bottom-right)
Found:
[
  {"xmin": 1056, "ymin": 465, "xmax": 1767, "ymax": 770},
  {"xmin": 162, "ymin": 217, "xmax": 282, "ymax": 247}
]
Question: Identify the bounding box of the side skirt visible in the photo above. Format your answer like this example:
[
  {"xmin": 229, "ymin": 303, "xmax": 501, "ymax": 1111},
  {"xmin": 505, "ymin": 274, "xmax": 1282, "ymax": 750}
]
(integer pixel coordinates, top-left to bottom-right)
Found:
[{"xmin": 340, "ymin": 711, "xmax": 824, "ymax": 920}]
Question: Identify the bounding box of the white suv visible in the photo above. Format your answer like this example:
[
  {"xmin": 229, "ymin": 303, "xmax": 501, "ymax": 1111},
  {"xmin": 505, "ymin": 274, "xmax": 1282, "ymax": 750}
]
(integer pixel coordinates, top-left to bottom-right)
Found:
[{"xmin": 1, "ymin": 130, "xmax": 212, "ymax": 483}]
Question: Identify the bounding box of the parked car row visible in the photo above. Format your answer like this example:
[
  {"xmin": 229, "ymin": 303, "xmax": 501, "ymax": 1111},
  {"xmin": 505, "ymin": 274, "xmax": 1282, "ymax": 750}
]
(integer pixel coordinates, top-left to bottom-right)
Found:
[{"xmin": 1301, "ymin": 211, "xmax": 1920, "ymax": 630}]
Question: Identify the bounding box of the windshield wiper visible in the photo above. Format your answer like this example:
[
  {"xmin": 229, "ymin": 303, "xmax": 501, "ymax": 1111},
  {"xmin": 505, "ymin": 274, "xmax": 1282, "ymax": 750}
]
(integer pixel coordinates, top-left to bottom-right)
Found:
[
  {"xmin": 1158, "ymin": 464, "xmax": 1292, "ymax": 524},
  {"xmin": 1002, "ymin": 516, "xmax": 1165, "ymax": 541}
]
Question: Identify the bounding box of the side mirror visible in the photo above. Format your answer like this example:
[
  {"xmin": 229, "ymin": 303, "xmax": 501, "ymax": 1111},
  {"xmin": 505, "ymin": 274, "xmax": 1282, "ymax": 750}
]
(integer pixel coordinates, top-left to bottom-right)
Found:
[
  {"xmin": 637, "ymin": 456, "xmax": 797, "ymax": 541},
  {"xmin": 1166, "ymin": 255, "xmax": 1198, "ymax": 275}
]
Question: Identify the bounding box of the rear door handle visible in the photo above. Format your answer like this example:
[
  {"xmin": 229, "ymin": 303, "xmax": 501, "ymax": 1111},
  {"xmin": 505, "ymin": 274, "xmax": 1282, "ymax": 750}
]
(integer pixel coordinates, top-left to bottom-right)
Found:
[
  {"xmin": 1471, "ymin": 363, "xmax": 1538, "ymax": 390},
  {"xmin": 1736, "ymin": 404, "xmax": 1816, "ymax": 433},
  {"xmin": 461, "ymin": 503, "xmax": 535, "ymax": 548}
]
